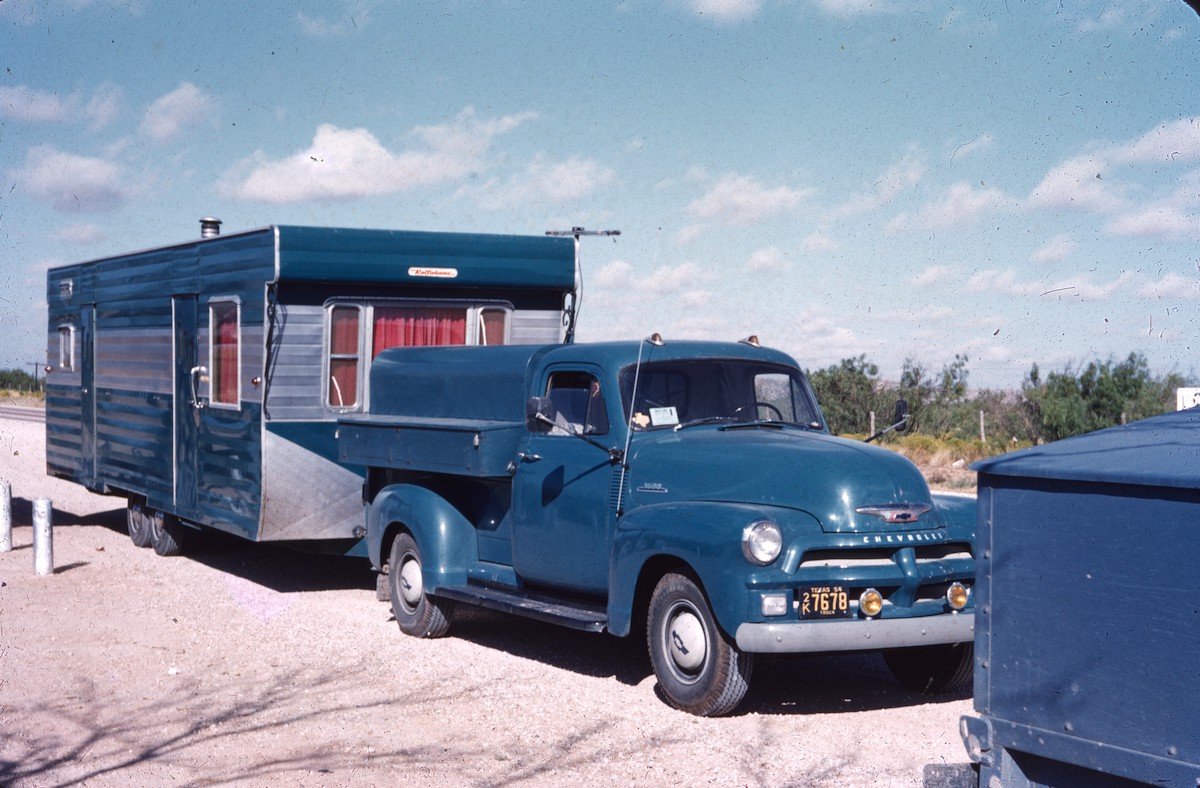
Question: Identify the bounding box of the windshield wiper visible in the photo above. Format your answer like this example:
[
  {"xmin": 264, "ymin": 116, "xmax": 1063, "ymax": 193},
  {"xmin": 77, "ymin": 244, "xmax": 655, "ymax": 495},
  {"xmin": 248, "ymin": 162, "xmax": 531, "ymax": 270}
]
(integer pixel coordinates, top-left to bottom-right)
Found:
[
  {"xmin": 673, "ymin": 416, "xmax": 737, "ymax": 431},
  {"xmin": 721, "ymin": 420, "xmax": 822, "ymax": 431}
]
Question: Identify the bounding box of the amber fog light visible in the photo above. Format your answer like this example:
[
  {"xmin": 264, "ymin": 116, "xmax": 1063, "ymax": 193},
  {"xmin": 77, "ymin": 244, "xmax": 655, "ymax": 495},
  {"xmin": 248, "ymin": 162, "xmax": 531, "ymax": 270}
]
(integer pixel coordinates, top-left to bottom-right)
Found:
[
  {"xmin": 947, "ymin": 582, "xmax": 970, "ymax": 610},
  {"xmin": 859, "ymin": 588, "xmax": 883, "ymax": 618}
]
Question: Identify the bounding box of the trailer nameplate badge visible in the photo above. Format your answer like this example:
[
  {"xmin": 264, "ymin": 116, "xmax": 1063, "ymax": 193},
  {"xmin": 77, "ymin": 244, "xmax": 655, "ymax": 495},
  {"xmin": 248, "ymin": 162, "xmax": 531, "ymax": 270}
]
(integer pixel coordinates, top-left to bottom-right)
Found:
[{"xmin": 408, "ymin": 267, "xmax": 458, "ymax": 278}]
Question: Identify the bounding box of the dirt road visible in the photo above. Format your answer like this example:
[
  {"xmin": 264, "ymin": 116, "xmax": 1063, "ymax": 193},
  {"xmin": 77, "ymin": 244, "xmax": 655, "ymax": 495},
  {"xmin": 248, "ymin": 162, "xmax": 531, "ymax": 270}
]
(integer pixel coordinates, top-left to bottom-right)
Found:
[{"xmin": 0, "ymin": 416, "xmax": 974, "ymax": 787}]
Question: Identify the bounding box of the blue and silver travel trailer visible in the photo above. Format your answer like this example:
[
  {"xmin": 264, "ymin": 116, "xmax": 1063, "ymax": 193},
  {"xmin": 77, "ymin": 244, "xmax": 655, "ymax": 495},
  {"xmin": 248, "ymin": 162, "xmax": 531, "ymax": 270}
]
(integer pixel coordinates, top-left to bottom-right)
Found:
[{"xmin": 45, "ymin": 220, "xmax": 577, "ymax": 556}]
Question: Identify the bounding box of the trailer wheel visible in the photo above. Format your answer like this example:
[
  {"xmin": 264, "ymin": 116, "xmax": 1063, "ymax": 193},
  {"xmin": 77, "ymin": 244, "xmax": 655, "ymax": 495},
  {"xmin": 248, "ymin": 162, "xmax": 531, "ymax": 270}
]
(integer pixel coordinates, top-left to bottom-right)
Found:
[
  {"xmin": 647, "ymin": 572, "xmax": 753, "ymax": 717},
  {"xmin": 149, "ymin": 509, "xmax": 185, "ymax": 557},
  {"xmin": 883, "ymin": 641, "xmax": 973, "ymax": 694},
  {"xmin": 127, "ymin": 498, "xmax": 152, "ymax": 548},
  {"xmin": 388, "ymin": 532, "xmax": 453, "ymax": 638}
]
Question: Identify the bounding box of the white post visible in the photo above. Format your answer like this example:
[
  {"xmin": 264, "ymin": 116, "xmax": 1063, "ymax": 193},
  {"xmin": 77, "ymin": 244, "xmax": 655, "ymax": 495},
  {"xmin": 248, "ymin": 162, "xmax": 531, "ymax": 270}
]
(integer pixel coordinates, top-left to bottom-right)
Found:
[
  {"xmin": 869, "ymin": 411, "xmax": 876, "ymax": 436},
  {"xmin": 979, "ymin": 410, "xmax": 986, "ymax": 443},
  {"xmin": 33, "ymin": 497, "xmax": 53, "ymax": 576},
  {"xmin": 1, "ymin": 481, "xmax": 11, "ymax": 552}
]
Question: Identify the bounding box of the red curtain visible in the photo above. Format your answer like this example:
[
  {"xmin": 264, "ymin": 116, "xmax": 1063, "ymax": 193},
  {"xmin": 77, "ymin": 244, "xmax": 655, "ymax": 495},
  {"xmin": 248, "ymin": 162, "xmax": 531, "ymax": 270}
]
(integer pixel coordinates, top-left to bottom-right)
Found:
[
  {"xmin": 373, "ymin": 307, "xmax": 466, "ymax": 357},
  {"xmin": 213, "ymin": 304, "xmax": 239, "ymax": 404},
  {"xmin": 329, "ymin": 307, "xmax": 360, "ymax": 407}
]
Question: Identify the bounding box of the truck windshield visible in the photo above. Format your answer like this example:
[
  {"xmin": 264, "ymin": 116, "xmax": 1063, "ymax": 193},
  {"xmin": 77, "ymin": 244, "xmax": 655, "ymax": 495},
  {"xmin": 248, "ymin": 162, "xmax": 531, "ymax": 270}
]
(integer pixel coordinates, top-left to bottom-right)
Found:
[{"xmin": 619, "ymin": 359, "xmax": 824, "ymax": 431}]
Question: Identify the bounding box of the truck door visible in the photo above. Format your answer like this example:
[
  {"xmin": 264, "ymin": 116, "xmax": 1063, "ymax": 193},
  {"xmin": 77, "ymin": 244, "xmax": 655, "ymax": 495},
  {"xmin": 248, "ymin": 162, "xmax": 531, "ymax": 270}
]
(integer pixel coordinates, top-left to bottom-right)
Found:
[
  {"xmin": 511, "ymin": 368, "xmax": 618, "ymax": 595},
  {"xmin": 172, "ymin": 294, "xmax": 200, "ymax": 515}
]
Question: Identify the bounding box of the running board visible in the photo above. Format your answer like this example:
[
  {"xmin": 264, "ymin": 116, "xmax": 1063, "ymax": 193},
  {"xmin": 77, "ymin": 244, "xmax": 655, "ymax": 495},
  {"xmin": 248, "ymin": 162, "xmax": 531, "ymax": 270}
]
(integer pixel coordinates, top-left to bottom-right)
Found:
[{"xmin": 435, "ymin": 582, "xmax": 608, "ymax": 632}]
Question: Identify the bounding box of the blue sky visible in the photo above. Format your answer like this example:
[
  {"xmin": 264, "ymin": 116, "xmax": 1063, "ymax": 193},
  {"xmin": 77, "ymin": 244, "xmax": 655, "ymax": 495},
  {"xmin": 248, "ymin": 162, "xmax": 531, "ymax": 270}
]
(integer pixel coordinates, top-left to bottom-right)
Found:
[{"xmin": 2, "ymin": 0, "xmax": 1198, "ymax": 390}]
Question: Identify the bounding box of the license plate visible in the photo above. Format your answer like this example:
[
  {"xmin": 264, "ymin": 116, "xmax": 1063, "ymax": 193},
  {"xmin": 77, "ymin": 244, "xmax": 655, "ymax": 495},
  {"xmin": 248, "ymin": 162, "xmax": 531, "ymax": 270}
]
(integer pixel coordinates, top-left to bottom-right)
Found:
[{"xmin": 798, "ymin": 585, "xmax": 851, "ymax": 619}]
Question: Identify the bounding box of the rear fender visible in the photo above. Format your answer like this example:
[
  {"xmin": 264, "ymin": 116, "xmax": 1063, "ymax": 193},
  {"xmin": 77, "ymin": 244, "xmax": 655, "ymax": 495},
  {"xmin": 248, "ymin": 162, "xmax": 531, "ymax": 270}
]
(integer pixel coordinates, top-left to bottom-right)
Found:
[{"xmin": 366, "ymin": 483, "xmax": 477, "ymax": 591}]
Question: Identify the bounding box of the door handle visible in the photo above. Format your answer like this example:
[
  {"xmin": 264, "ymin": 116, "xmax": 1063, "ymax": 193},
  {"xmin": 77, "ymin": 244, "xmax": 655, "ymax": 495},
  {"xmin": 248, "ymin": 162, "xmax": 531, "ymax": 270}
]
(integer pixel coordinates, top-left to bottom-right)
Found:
[
  {"xmin": 517, "ymin": 451, "xmax": 541, "ymax": 463},
  {"xmin": 190, "ymin": 365, "xmax": 209, "ymax": 409}
]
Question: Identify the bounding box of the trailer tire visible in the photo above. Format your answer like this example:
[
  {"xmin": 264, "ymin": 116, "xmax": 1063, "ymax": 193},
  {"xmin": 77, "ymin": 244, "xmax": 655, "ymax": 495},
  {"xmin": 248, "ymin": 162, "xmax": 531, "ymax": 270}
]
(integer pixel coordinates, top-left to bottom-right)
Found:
[
  {"xmin": 647, "ymin": 572, "xmax": 753, "ymax": 717},
  {"xmin": 389, "ymin": 532, "xmax": 453, "ymax": 638},
  {"xmin": 883, "ymin": 641, "xmax": 973, "ymax": 694},
  {"xmin": 127, "ymin": 498, "xmax": 152, "ymax": 548},
  {"xmin": 149, "ymin": 509, "xmax": 185, "ymax": 557}
]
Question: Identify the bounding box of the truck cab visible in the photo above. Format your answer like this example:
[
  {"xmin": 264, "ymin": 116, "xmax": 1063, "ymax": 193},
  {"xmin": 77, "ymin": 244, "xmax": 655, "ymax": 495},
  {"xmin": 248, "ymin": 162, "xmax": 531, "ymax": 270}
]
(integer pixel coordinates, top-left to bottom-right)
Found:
[{"xmin": 339, "ymin": 337, "xmax": 976, "ymax": 715}]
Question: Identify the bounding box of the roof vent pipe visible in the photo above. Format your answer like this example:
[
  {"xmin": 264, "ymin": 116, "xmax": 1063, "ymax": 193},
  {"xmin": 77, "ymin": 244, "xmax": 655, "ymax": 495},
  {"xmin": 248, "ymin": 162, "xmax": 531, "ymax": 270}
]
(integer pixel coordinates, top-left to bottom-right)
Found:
[{"xmin": 199, "ymin": 217, "xmax": 222, "ymax": 238}]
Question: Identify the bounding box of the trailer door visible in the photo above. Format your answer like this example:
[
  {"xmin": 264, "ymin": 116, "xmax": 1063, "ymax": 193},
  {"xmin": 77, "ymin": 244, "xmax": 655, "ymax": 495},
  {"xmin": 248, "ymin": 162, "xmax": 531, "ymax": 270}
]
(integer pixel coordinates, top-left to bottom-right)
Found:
[
  {"xmin": 79, "ymin": 304, "xmax": 97, "ymax": 487},
  {"xmin": 172, "ymin": 294, "xmax": 200, "ymax": 513}
]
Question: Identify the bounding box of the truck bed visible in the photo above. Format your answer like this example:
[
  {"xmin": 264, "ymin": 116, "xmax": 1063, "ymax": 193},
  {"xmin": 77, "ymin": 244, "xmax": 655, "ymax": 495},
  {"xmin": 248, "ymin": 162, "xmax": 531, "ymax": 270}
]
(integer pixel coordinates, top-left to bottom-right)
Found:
[{"xmin": 338, "ymin": 415, "xmax": 525, "ymax": 477}]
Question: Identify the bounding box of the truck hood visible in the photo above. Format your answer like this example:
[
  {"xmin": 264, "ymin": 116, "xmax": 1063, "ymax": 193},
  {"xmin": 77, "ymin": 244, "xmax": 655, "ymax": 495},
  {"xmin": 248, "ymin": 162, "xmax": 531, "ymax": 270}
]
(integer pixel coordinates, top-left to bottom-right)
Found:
[{"xmin": 623, "ymin": 426, "xmax": 939, "ymax": 534}]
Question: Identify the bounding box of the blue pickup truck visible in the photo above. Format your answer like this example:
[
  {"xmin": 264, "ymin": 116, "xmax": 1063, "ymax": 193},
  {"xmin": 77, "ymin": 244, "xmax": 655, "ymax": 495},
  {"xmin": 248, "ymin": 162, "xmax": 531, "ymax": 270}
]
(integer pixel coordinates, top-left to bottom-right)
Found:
[{"xmin": 339, "ymin": 336, "xmax": 976, "ymax": 715}]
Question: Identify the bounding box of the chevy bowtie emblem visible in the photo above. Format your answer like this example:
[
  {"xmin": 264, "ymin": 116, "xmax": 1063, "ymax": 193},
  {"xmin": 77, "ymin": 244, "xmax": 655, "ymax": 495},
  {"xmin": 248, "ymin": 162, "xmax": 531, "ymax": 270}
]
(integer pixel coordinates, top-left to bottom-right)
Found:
[{"xmin": 855, "ymin": 504, "xmax": 932, "ymax": 523}]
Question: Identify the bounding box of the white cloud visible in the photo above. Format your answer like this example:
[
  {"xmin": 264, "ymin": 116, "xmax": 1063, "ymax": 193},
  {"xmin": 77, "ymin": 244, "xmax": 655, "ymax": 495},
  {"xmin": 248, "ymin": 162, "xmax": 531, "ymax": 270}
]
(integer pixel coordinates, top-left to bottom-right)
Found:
[
  {"xmin": 827, "ymin": 150, "xmax": 924, "ymax": 222},
  {"xmin": 1039, "ymin": 271, "xmax": 1136, "ymax": 302},
  {"xmin": 911, "ymin": 265, "xmax": 957, "ymax": 286},
  {"xmin": 1105, "ymin": 204, "xmax": 1198, "ymax": 239},
  {"xmin": 950, "ymin": 134, "xmax": 994, "ymax": 163},
  {"xmin": 914, "ymin": 181, "xmax": 1010, "ymax": 229},
  {"xmin": 221, "ymin": 108, "xmax": 536, "ymax": 204},
  {"xmin": 54, "ymin": 222, "xmax": 106, "ymax": 244},
  {"xmin": 0, "ymin": 83, "xmax": 122, "ymax": 129},
  {"xmin": 14, "ymin": 146, "xmax": 129, "ymax": 213},
  {"xmin": 812, "ymin": 0, "xmax": 890, "ymax": 16},
  {"xmin": 140, "ymin": 82, "xmax": 215, "ymax": 144},
  {"xmin": 1031, "ymin": 234, "xmax": 1077, "ymax": 264},
  {"xmin": 1027, "ymin": 153, "xmax": 1125, "ymax": 213},
  {"xmin": 747, "ymin": 246, "xmax": 788, "ymax": 272},
  {"xmin": 473, "ymin": 155, "xmax": 616, "ymax": 210},
  {"xmin": 1111, "ymin": 117, "xmax": 1200, "ymax": 164},
  {"xmin": 800, "ymin": 230, "xmax": 838, "ymax": 253},
  {"xmin": 687, "ymin": 173, "xmax": 814, "ymax": 226},
  {"xmin": 592, "ymin": 260, "xmax": 635, "ymax": 289},
  {"xmin": 298, "ymin": 0, "xmax": 384, "ymax": 36},
  {"xmin": 676, "ymin": 224, "xmax": 706, "ymax": 245},
  {"xmin": 1137, "ymin": 272, "xmax": 1200, "ymax": 300},
  {"xmin": 685, "ymin": 0, "xmax": 761, "ymax": 22},
  {"xmin": 964, "ymin": 269, "xmax": 1032, "ymax": 296}
]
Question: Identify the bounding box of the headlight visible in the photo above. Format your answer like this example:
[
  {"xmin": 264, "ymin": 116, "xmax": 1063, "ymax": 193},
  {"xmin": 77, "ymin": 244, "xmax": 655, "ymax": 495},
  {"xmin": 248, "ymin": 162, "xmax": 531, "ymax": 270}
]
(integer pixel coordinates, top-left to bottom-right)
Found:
[{"xmin": 742, "ymin": 520, "xmax": 782, "ymax": 565}]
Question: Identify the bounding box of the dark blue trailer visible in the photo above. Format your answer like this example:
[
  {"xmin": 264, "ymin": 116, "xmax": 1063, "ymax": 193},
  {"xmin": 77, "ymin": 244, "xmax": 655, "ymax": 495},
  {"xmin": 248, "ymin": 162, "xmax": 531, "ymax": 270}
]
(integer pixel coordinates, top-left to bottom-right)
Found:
[
  {"xmin": 45, "ymin": 221, "xmax": 576, "ymax": 556},
  {"xmin": 962, "ymin": 407, "xmax": 1200, "ymax": 787}
]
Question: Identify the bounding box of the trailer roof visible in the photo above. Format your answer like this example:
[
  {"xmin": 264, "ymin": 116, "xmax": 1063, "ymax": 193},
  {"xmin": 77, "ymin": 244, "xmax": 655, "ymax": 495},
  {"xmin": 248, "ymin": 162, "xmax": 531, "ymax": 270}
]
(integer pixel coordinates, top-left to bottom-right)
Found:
[{"xmin": 973, "ymin": 407, "xmax": 1200, "ymax": 490}]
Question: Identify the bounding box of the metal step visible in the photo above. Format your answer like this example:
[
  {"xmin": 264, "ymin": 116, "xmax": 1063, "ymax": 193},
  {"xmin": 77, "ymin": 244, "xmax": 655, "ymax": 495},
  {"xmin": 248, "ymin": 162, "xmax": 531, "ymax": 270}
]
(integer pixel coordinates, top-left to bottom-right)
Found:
[{"xmin": 435, "ymin": 582, "xmax": 608, "ymax": 632}]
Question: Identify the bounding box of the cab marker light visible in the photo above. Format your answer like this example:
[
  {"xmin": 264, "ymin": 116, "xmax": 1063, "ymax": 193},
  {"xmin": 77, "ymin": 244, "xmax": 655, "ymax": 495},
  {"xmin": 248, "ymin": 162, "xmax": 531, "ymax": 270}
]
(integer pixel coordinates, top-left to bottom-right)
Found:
[
  {"xmin": 947, "ymin": 582, "xmax": 970, "ymax": 610},
  {"xmin": 859, "ymin": 588, "xmax": 883, "ymax": 618}
]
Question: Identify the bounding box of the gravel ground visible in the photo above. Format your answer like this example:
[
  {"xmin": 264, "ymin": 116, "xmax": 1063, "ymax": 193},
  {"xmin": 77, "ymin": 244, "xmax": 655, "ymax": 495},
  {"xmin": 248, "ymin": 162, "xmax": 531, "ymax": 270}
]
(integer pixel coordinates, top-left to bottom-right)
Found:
[{"xmin": 0, "ymin": 415, "xmax": 976, "ymax": 787}]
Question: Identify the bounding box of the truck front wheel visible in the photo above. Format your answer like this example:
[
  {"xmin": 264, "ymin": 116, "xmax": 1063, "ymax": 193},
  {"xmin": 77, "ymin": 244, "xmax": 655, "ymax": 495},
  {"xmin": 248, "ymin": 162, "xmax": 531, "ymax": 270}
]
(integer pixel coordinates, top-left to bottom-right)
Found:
[
  {"xmin": 647, "ymin": 572, "xmax": 753, "ymax": 717},
  {"xmin": 388, "ymin": 532, "xmax": 454, "ymax": 638},
  {"xmin": 883, "ymin": 641, "xmax": 973, "ymax": 694}
]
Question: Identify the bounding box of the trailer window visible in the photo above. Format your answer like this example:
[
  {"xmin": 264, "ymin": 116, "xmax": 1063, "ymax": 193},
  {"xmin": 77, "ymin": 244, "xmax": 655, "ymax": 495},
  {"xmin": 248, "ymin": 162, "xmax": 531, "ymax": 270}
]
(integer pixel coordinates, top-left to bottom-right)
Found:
[
  {"xmin": 372, "ymin": 306, "xmax": 468, "ymax": 357},
  {"xmin": 329, "ymin": 305, "xmax": 361, "ymax": 408},
  {"xmin": 57, "ymin": 325, "xmax": 74, "ymax": 371},
  {"xmin": 210, "ymin": 300, "xmax": 240, "ymax": 407},
  {"xmin": 479, "ymin": 308, "xmax": 507, "ymax": 346}
]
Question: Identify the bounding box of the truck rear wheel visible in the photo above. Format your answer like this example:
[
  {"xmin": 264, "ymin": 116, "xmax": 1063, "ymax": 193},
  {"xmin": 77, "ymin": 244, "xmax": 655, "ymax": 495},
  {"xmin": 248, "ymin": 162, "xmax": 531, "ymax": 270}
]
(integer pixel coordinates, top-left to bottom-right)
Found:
[
  {"xmin": 389, "ymin": 532, "xmax": 453, "ymax": 638},
  {"xmin": 126, "ymin": 498, "xmax": 151, "ymax": 548},
  {"xmin": 647, "ymin": 572, "xmax": 753, "ymax": 717},
  {"xmin": 883, "ymin": 641, "xmax": 973, "ymax": 694}
]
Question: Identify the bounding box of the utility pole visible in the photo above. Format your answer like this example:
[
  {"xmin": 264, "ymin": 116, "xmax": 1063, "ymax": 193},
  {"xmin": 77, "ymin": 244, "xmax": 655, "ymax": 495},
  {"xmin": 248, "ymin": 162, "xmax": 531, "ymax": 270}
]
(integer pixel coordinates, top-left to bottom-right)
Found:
[{"xmin": 27, "ymin": 363, "xmax": 41, "ymax": 392}]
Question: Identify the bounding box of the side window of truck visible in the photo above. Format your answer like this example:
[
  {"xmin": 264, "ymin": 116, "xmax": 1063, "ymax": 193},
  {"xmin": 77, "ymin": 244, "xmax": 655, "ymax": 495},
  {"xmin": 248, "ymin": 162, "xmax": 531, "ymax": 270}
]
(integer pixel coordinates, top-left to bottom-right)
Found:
[
  {"xmin": 210, "ymin": 298, "xmax": 240, "ymax": 407},
  {"xmin": 545, "ymin": 371, "xmax": 610, "ymax": 436}
]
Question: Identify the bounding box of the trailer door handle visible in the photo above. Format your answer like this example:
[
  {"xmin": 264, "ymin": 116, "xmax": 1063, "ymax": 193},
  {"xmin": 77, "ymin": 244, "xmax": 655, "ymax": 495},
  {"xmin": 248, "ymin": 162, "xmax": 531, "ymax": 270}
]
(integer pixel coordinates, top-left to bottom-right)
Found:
[
  {"xmin": 517, "ymin": 451, "xmax": 541, "ymax": 463},
  {"xmin": 190, "ymin": 365, "xmax": 209, "ymax": 409}
]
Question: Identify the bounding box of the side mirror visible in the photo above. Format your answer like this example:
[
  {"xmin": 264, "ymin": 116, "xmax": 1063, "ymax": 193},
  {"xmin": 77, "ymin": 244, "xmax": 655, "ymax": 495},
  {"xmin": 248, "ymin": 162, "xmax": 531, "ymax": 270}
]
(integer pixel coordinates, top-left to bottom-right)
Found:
[
  {"xmin": 893, "ymin": 398, "xmax": 909, "ymax": 432},
  {"xmin": 526, "ymin": 396, "xmax": 555, "ymax": 432}
]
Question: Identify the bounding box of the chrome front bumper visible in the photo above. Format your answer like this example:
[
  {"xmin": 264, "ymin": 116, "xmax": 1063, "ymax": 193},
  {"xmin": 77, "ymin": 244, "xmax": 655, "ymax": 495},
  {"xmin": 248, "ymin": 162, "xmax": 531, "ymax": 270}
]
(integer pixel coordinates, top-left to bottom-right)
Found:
[{"xmin": 735, "ymin": 611, "xmax": 974, "ymax": 654}]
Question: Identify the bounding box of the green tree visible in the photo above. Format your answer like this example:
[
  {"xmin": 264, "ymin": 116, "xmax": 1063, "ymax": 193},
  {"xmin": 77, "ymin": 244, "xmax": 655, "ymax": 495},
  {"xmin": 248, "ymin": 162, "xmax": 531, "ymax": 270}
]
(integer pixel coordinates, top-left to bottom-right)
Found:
[{"xmin": 806, "ymin": 355, "xmax": 880, "ymax": 435}]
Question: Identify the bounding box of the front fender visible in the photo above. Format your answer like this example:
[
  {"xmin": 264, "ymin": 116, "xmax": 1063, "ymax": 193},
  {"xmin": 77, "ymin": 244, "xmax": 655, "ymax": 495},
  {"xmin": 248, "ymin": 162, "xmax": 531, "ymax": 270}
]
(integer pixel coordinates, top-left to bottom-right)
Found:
[
  {"xmin": 932, "ymin": 491, "xmax": 977, "ymax": 542},
  {"xmin": 608, "ymin": 502, "xmax": 809, "ymax": 638},
  {"xmin": 366, "ymin": 484, "xmax": 478, "ymax": 592}
]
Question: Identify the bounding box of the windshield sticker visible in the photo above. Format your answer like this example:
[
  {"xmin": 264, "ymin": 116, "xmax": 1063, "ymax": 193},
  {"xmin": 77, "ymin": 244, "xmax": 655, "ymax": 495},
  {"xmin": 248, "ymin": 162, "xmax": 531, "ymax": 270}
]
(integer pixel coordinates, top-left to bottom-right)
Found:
[{"xmin": 649, "ymin": 406, "xmax": 679, "ymax": 426}]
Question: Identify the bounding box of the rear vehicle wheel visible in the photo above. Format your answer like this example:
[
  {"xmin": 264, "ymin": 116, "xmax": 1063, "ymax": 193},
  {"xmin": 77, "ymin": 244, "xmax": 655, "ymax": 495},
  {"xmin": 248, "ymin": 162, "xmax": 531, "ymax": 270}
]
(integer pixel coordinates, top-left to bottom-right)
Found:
[
  {"xmin": 388, "ymin": 532, "xmax": 453, "ymax": 638},
  {"xmin": 883, "ymin": 641, "xmax": 973, "ymax": 694},
  {"xmin": 126, "ymin": 498, "xmax": 151, "ymax": 548},
  {"xmin": 149, "ymin": 510, "xmax": 185, "ymax": 557},
  {"xmin": 647, "ymin": 572, "xmax": 753, "ymax": 717}
]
